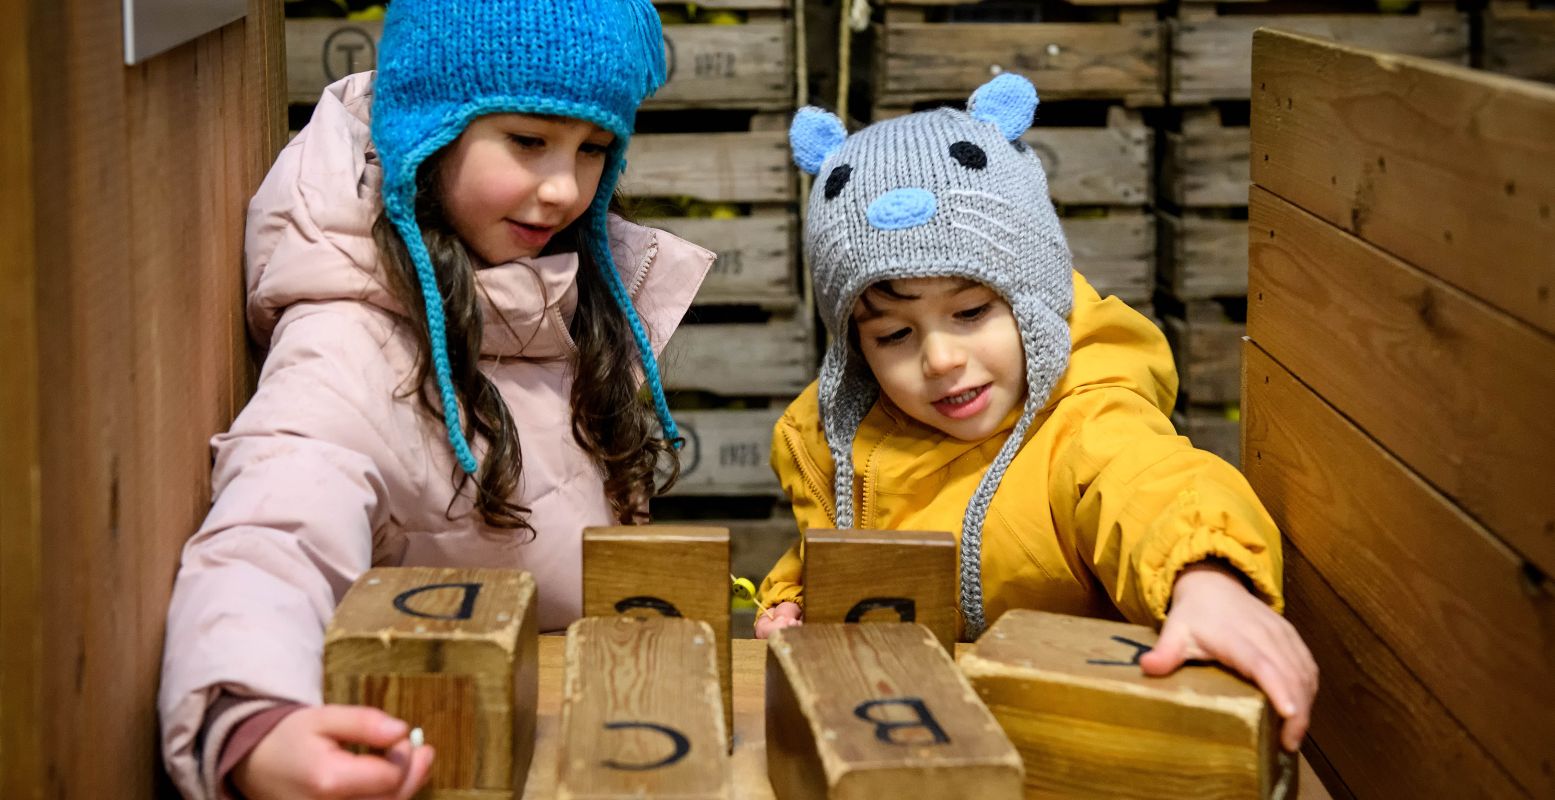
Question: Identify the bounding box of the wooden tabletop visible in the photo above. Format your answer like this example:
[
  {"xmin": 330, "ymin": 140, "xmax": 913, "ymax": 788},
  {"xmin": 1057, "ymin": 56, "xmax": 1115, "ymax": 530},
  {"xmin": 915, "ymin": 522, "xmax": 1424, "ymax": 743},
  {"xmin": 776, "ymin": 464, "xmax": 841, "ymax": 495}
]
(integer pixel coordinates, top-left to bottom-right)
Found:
[{"xmin": 521, "ymin": 637, "xmax": 1330, "ymax": 799}]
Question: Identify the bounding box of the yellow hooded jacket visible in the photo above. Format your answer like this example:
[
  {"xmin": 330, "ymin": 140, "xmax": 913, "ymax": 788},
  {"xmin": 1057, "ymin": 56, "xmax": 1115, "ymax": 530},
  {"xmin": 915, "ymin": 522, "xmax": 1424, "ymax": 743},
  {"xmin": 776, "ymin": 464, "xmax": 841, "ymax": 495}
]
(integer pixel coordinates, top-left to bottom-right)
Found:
[{"xmin": 757, "ymin": 273, "xmax": 1284, "ymax": 633}]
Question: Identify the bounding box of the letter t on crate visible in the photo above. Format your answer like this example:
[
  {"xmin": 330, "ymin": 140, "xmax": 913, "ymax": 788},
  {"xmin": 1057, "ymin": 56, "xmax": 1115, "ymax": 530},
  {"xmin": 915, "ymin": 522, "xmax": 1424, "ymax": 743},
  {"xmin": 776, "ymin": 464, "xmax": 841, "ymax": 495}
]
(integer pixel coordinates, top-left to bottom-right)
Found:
[
  {"xmin": 765, "ymin": 623, "xmax": 1023, "ymax": 799},
  {"xmin": 583, "ymin": 525, "xmax": 732, "ymax": 742},
  {"xmin": 802, "ymin": 528, "xmax": 958, "ymax": 652},
  {"xmin": 324, "ymin": 567, "xmax": 539, "ymax": 799},
  {"xmin": 959, "ymin": 610, "xmax": 1290, "ymax": 799}
]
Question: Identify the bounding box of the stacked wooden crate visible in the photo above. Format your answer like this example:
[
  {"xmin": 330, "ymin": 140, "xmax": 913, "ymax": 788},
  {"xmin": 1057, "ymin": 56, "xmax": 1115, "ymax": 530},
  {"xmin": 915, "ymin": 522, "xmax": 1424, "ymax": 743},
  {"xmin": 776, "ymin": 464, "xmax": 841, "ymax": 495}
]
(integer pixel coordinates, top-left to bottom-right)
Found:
[
  {"xmin": 620, "ymin": 1, "xmax": 811, "ymax": 615},
  {"xmin": 1484, "ymin": 1, "xmax": 1555, "ymax": 85},
  {"xmin": 284, "ymin": 2, "xmax": 812, "ymax": 612},
  {"xmin": 1160, "ymin": 0, "xmax": 1472, "ymax": 464},
  {"xmin": 870, "ymin": 0, "xmax": 1165, "ymax": 314},
  {"xmin": 1245, "ymin": 29, "xmax": 1555, "ymax": 799}
]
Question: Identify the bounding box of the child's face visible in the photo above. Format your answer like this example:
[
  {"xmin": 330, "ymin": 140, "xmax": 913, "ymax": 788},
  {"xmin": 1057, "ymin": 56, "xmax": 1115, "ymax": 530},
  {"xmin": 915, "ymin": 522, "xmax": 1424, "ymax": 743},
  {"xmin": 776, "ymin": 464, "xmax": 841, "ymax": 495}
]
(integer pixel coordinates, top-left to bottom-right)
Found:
[
  {"xmin": 438, "ymin": 113, "xmax": 615, "ymax": 265},
  {"xmin": 852, "ymin": 277, "xmax": 1025, "ymax": 441}
]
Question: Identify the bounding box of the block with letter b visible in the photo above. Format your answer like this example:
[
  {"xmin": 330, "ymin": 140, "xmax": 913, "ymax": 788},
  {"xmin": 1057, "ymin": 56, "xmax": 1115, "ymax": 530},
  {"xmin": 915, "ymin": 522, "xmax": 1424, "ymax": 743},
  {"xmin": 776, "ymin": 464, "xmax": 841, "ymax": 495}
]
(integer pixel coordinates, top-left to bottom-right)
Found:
[
  {"xmin": 766, "ymin": 623, "xmax": 1023, "ymax": 799},
  {"xmin": 556, "ymin": 616, "xmax": 731, "ymax": 799},
  {"xmin": 959, "ymin": 610, "xmax": 1292, "ymax": 799},
  {"xmin": 802, "ymin": 528, "xmax": 958, "ymax": 652},
  {"xmin": 583, "ymin": 525, "xmax": 732, "ymax": 740},
  {"xmin": 324, "ymin": 567, "xmax": 539, "ymax": 799}
]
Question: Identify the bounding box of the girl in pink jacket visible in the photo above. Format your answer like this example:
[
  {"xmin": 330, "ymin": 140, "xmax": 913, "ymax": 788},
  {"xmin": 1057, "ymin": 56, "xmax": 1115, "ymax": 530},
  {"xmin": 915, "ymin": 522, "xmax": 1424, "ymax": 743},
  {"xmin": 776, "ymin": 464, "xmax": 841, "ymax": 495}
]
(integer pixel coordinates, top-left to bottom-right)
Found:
[{"xmin": 158, "ymin": 2, "xmax": 714, "ymax": 798}]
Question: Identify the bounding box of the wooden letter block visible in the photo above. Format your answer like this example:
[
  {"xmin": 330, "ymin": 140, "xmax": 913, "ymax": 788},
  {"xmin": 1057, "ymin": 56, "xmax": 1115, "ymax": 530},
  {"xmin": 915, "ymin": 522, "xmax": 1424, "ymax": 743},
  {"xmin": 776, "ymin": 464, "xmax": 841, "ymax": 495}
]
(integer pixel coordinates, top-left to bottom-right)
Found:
[
  {"xmin": 556, "ymin": 616, "xmax": 731, "ymax": 799},
  {"xmin": 802, "ymin": 528, "xmax": 958, "ymax": 652},
  {"xmin": 959, "ymin": 610, "xmax": 1290, "ymax": 799},
  {"xmin": 583, "ymin": 525, "xmax": 732, "ymax": 741},
  {"xmin": 324, "ymin": 567, "xmax": 538, "ymax": 799},
  {"xmin": 766, "ymin": 623, "xmax": 1023, "ymax": 800}
]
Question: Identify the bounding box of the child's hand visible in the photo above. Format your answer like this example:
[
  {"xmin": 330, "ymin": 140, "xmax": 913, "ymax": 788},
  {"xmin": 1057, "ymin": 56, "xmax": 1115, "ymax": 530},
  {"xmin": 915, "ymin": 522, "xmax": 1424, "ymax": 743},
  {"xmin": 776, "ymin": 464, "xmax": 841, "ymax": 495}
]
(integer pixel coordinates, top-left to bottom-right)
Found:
[
  {"xmin": 1139, "ymin": 561, "xmax": 1318, "ymax": 752},
  {"xmin": 753, "ymin": 601, "xmax": 804, "ymax": 639},
  {"xmin": 233, "ymin": 704, "xmax": 435, "ymax": 800}
]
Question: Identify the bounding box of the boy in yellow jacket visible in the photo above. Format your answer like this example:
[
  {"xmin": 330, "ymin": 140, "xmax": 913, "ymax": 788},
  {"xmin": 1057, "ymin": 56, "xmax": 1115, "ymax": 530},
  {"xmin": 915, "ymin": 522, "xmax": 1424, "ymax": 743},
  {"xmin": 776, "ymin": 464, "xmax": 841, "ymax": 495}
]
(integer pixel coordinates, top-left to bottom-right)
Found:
[{"xmin": 757, "ymin": 75, "xmax": 1316, "ymax": 751}]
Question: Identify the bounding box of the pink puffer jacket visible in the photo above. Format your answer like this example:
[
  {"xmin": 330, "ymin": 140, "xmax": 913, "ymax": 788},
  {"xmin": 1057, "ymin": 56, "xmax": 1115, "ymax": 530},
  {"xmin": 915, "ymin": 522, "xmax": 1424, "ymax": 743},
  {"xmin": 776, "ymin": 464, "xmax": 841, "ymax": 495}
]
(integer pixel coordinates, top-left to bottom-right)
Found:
[{"xmin": 158, "ymin": 73, "xmax": 714, "ymax": 798}]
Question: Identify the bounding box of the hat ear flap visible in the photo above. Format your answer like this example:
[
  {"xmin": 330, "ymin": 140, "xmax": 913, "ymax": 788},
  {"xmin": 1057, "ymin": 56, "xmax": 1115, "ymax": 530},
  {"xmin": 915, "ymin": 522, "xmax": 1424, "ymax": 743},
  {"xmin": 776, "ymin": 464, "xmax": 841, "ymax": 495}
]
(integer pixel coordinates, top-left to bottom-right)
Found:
[
  {"xmin": 968, "ymin": 73, "xmax": 1038, "ymax": 142},
  {"xmin": 790, "ymin": 106, "xmax": 848, "ymax": 176}
]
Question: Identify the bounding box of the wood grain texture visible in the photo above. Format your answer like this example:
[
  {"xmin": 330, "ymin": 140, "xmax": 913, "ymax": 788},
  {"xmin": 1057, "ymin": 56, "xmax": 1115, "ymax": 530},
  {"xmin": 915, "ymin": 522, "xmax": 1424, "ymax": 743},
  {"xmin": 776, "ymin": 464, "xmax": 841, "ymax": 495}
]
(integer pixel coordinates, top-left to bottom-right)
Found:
[
  {"xmin": 877, "ymin": 20, "xmax": 1164, "ymax": 106},
  {"xmin": 325, "ymin": 568, "xmax": 540, "ymax": 794},
  {"xmin": 666, "ymin": 409, "xmax": 786, "ymax": 497},
  {"xmin": 1021, "ymin": 107, "xmax": 1151, "ymax": 207},
  {"xmin": 1158, "ymin": 212, "xmax": 1249, "ymax": 299},
  {"xmin": 1250, "ymin": 28, "xmax": 1555, "ymax": 337},
  {"xmin": 623, "ymin": 131, "xmax": 796, "ymax": 204},
  {"xmin": 287, "ymin": 19, "xmax": 793, "ymax": 109},
  {"xmin": 960, "ymin": 610, "xmax": 1283, "ymax": 800},
  {"xmin": 0, "ymin": 2, "xmax": 282, "ymax": 797},
  {"xmin": 661, "ymin": 321, "xmax": 814, "ymax": 396},
  {"xmin": 1164, "ymin": 311, "xmax": 1244, "ymax": 405},
  {"xmin": 1161, "ymin": 114, "xmax": 1249, "ymax": 208},
  {"xmin": 521, "ymin": 638, "xmax": 1330, "ymax": 799},
  {"xmin": 1248, "ymin": 185, "xmax": 1555, "ymax": 576},
  {"xmin": 1242, "ymin": 343, "xmax": 1555, "ymax": 796},
  {"xmin": 1063, "ymin": 210, "xmax": 1155, "ymax": 304},
  {"xmin": 583, "ymin": 526, "xmax": 733, "ymax": 740},
  {"xmin": 1173, "ymin": 9, "xmax": 1469, "ymax": 102},
  {"xmin": 1484, "ymin": 2, "xmax": 1555, "ymax": 86},
  {"xmin": 1282, "ymin": 549, "xmax": 1529, "ymax": 799},
  {"xmin": 803, "ymin": 528, "xmax": 959, "ymax": 653},
  {"xmin": 766, "ymin": 624, "xmax": 1022, "ymax": 800},
  {"xmin": 556, "ymin": 617, "xmax": 730, "ymax": 799},
  {"xmin": 642, "ymin": 213, "xmax": 798, "ymax": 309}
]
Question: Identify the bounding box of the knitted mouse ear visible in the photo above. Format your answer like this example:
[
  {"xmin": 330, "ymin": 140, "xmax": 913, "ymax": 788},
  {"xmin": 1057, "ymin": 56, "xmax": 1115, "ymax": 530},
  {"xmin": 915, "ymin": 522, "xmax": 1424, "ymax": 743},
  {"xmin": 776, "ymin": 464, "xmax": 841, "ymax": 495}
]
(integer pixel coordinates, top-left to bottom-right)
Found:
[
  {"xmin": 968, "ymin": 73, "xmax": 1038, "ymax": 142},
  {"xmin": 789, "ymin": 106, "xmax": 848, "ymax": 176}
]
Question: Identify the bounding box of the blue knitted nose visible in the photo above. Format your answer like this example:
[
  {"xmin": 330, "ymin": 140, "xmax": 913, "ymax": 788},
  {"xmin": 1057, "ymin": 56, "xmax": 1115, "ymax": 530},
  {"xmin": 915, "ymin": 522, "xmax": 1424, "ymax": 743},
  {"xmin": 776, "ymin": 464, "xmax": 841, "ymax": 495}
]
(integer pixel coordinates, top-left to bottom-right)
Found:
[{"xmin": 867, "ymin": 188, "xmax": 937, "ymax": 231}]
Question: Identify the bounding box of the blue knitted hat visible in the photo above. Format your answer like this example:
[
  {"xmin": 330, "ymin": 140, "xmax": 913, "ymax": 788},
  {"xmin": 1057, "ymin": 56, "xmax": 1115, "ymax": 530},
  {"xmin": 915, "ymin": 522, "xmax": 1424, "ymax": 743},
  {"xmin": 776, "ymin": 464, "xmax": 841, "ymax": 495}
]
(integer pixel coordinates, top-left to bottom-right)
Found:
[{"xmin": 371, "ymin": 0, "xmax": 676, "ymax": 474}]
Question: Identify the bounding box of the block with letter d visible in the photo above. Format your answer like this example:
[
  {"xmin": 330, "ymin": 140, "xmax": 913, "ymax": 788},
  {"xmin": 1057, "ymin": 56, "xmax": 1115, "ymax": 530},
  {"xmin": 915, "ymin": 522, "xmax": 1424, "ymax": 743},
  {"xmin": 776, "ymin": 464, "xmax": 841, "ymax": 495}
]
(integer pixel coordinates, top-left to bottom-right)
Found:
[
  {"xmin": 324, "ymin": 567, "xmax": 539, "ymax": 799},
  {"xmin": 556, "ymin": 616, "xmax": 731, "ymax": 799},
  {"xmin": 959, "ymin": 610, "xmax": 1292, "ymax": 799},
  {"xmin": 766, "ymin": 623, "xmax": 1023, "ymax": 799},
  {"xmin": 802, "ymin": 528, "xmax": 958, "ymax": 652},
  {"xmin": 583, "ymin": 525, "xmax": 732, "ymax": 740}
]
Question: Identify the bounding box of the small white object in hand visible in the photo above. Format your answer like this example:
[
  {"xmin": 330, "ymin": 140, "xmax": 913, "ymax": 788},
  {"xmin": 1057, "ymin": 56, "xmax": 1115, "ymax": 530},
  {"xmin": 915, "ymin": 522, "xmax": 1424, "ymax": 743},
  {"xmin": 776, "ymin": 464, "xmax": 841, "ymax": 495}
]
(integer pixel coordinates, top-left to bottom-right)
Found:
[{"xmin": 409, "ymin": 727, "xmax": 424, "ymax": 749}]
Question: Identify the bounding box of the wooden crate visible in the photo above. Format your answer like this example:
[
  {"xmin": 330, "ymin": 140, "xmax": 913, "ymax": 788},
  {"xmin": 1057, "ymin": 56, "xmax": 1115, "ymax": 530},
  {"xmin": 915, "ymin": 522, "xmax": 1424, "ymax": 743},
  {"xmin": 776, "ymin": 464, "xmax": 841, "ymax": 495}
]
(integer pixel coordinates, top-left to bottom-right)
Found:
[
  {"xmin": 661, "ymin": 318, "xmax": 814, "ymax": 397},
  {"xmin": 1164, "ymin": 300, "xmax": 1244, "ymax": 406},
  {"xmin": 644, "ymin": 212, "xmax": 799, "ymax": 310},
  {"xmin": 666, "ymin": 407, "xmax": 785, "ymax": 496},
  {"xmin": 1484, "ymin": 1, "xmax": 1555, "ymax": 86},
  {"xmin": 623, "ymin": 127, "xmax": 797, "ymax": 205},
  {"xmin": 286, "ymin": 2, "xmax": 795, "ymax": 109},
  {"xmin": 1172, "ymin": 405, "xmax": 1240, "ymax": 467},
  {"xmin": 1172, "ymin": 1, "xmax": 1469, "ymax": 103},
  {"xmin": 1248, "ymin": 29, "xmax": 1555, "ymax": 799},
  {"xmin": 1158, "ymin": 211, "xmax": 1248, "ymax": 300},
  {"xmin": 1061, "ymin": 209, "xmax": 1155, "ymax": 305},
  {"xmin": 873, "ymin": 0, "xmax": 1167, "ymax": 111},
  {"xmin": 1160, "ymin": 105, "xmax": 1249, "ymax": 208}
]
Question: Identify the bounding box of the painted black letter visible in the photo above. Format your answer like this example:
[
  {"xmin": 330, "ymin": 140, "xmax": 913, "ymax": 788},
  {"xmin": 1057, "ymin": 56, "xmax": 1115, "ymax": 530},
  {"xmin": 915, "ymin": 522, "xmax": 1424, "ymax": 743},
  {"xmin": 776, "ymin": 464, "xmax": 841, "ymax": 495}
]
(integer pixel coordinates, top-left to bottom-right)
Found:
[
  {"xmin": 844, "ymin": 597, "xmax": 916, "ymax": 623},
  {"xmin": 853, "ymin": 698, "xmax": 950, "ymax": 746},
  {"xmin": 614, "ymin": 596, "xmax": 683, "ymax": 617},
  {"xmin": 601, "ymin": 721, "xmax": 691, "ymax": 770},
  {"xmin": 392, "ymin": 582, "xmax": 481, "ymax": 620},
  {"xmin": 1086, "ymin": 635, "xmax": 1154, "ymax": 667}
]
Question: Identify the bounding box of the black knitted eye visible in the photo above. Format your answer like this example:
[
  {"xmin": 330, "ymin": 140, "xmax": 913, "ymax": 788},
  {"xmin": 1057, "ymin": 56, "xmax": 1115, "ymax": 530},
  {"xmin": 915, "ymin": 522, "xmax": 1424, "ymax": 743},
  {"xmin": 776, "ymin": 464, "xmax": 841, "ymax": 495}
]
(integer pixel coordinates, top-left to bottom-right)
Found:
[
  {"xmin": 824, "ymin": 164, "xmax": 852, "ymax": 199},
  {"xmin": 949, "ymin": 141, "xmax": 987, "ymax": 170}
]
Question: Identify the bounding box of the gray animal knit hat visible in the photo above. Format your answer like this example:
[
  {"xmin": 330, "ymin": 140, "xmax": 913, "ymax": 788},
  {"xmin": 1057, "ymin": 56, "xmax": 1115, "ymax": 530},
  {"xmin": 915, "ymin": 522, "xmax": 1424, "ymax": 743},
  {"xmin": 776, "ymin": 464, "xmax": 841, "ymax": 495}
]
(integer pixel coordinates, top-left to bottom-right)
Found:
[{"xmin": 789, "ymin": 74, "xmax": 1074, "ymax": 638}]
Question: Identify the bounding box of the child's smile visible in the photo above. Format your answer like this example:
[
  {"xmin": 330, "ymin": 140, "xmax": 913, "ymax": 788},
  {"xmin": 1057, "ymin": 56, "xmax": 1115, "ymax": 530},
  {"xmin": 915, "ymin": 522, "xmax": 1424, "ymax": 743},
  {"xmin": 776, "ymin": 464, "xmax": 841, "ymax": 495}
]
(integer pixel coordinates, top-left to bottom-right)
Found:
[{"xmin": 853, "ymin": 276, "xmax": 1026, "ymax": 441}]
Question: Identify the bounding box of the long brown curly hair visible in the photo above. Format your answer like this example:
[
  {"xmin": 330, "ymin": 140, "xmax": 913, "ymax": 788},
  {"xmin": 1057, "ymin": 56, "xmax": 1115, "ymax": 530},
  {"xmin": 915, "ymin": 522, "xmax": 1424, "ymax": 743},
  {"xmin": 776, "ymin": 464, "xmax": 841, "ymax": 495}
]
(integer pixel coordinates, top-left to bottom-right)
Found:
[{"xmin": 371, "ymin": 152, "xmax": 680, "ymax": 535}]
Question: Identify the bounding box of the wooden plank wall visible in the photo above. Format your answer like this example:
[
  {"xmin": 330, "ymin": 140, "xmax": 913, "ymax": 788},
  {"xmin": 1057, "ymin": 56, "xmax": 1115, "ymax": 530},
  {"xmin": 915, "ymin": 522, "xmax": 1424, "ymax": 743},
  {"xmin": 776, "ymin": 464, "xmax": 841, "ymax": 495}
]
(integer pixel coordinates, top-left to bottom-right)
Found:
[
  {"xmin": 1245, "ymin": 29, "xmax": 1555, "ymax": 800},
  {"xmin": 0, "ymin": 1, "xmax": 285, "ymax": 797}
]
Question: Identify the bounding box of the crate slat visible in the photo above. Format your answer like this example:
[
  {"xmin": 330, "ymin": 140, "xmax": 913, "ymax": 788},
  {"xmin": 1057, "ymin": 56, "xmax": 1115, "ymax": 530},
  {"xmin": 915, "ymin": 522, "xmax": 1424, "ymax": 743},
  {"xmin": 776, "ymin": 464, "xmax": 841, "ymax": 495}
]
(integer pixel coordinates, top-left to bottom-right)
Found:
[
  {"xmin": 1484, "ymin": 2, "xmax": 1555, "ymax": 86},
  {"xmin": 666, "ymin": 408, "xmax": 786, "ymax": 496},
  {"xmin": 1158, "ymin": 212, "xmax": 1248, "ymax": 300},
  {"xmin": 1062, "ymin": 210, "xmax": 1155, "ymax": 304},
  {"xmin": 644, "ymin": 213, "xmax": 798, "ymax": 309},
  {"xmin": 624, "ymin": 131, "xmax": 795, "ymax": 204},
  {"xmin": 662, "ymin": 320, "xmax": 813, "ymax": 396},
  {"xmin": 1165, "ymin": 310, "xmax": 1243, "ymax": 406},
  {"xmin": 1161, "ymin": 114, "xmax": 1249, "ymax": 208},
  {"xmin": 1025, "ymin": 107, "xmax": 1151, "ymax": 206}
]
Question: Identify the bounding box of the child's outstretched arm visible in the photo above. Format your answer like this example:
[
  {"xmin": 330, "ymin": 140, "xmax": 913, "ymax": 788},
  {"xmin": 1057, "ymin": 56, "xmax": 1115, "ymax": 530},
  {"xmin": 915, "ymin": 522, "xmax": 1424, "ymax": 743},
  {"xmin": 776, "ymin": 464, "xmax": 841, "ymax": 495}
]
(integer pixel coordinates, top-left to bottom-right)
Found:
[
  {"xmin": 1139, "ymin": 560, "xmax": 1317, "ymax": 751},
  {"xmin": 233, "ymin": 705, "xmax": 433, "ymax": 800},
  {"xmin": 752, "ymin": 384, "xmax": 835, "ymax": 637}
]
